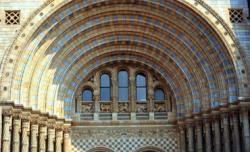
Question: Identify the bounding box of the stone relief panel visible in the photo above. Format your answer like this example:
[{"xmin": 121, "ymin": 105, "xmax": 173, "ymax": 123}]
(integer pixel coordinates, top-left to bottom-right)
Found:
[{"xmin": 71, "ymin": 126, "xmax": 179, "ymax": 152}]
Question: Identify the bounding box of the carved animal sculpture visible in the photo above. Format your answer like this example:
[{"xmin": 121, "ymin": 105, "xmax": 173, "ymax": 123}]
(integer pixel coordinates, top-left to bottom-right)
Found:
[
  {"xmin": 100, "ymin": 104, "xmax": 111, "ymax": 112},
  {"xmin": 81, "ymin": 104, "xmax": 93, "ymax": 113},
  {"xmin": 119, "ymin": 103, "xmax": 129, "ymax": 112}
]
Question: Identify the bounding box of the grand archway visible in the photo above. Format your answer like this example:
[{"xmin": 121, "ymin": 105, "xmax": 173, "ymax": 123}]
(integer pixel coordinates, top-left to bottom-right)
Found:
[{"xmin": 0, "ymin": 0, "xmax": 249, "ymax": 152}]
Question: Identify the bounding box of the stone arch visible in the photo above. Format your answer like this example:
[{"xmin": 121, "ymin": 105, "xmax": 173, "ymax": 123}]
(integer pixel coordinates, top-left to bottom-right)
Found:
[
  {"xmin": 87, "ymin": 147, "xmax": 114, "ymax": 152},
  {"xmin": 134, "ymin": 146, "xmax": 165, "ymax": 152},
  {"xmin": 0, "ymin": 0, "xmax": 247, "ymax": 118}
]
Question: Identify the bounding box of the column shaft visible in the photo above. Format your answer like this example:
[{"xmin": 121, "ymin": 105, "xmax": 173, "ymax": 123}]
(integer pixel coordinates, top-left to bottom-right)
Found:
[
  {"xmin": 213, "ymin": 118, "xmax": 221, "ymax": 152},
  {"xmin": 55, "ymin": 130, "xmax": 63, "ymax": 152},
  {"xmin": 180, "ymin": 127, "xmax": 186, "ymax": 152},
  {"xmin": 39, "ymin": 125, "xmax": 47, "ymax": 152},
  {"xmin": 2, "ymin": 114, "xmax": 12, "ymax": 152},
  {"xmin": 231, "ymin": 111, "xmax": 241, "ymax": 152},
  {"xmin": 195, "ymin": 123, "xmax": 203, "ymax": 152},
  {"xmin": 112, "ymin": 70, "xmax": 118, "ymax": 112},
  {"xmin": 129, "ymin": 69, "xmax": 136, "ymax": 112},
  {"xmin": 204, "ymin": 120, "xmax": 212, "ymax": 152},
  {"xmin": 241, "ymin": 109, "xmax": 250, "ymax": 152},
  {"xmin": 222, "ymin": 113, "xmax": 231, "ymax": 152},
  {"xmin": 12, "ymin": 118, "xmax": 21, "ymax": 152},
  {"xmin": 187, "ymin": 125, "xmax": 194, "ymax": 152},
  {"xmin": 30, "ymin": 123, "xmax": 39, "ymax": 152},
  {"xmin": 21, "ymin": 120, "xmax": 30, "ymax": 152},
  {"xmin": 63, "ymin": 131, "xmax": 72, "ymax": 152},
  {"xmin": 47, "ymin": 128, "xmax": 55, "ymax": 152},
  {"xmin": 0, "ymin": 107, "xmax": 2, "ymax": 151}
]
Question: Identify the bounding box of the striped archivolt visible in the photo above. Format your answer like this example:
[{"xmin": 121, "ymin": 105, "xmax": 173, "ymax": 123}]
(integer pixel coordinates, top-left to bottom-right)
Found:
[{"xmin": 0, "ymin": 0, "xmax": 248, "ymax": 118}]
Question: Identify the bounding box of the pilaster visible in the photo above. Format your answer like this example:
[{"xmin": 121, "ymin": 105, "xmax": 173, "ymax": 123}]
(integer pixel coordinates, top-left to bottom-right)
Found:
[
  {"xmin": 21, "ymin": 113, "xmax": 30, "ymax": 152},
  {"xmin": 194, "ymin": 116, "xmax": 203, "ymax": 152},
  {"xmin": 2, "ymin": 109, "xmax": 12, "ymax": 152},
  {"xmin": 221, "ymin": 109, "xmax": 231, "ymax": 152},
  {"xmin": 229, "ymin": 106, "xmax": 241, "ymax": 152},
  {"xmin": 212, "ymin": 111, "xmax": 221, "ymax": 152},
  {"xmin": 12, "ymin": 110, "xmax": 21, "ymax": 152},
  {"xmin": 30, "ymin": 113, "xmax": 39, "ymax": 152},
  {"xmin": 240, "ymin": 105, "xmax": 250, "ymax": 152}
]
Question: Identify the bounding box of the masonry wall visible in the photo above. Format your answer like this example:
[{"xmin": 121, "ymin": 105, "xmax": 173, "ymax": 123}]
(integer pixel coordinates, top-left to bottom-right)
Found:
[{"xmin": 0, "ymin": 0, "xmax": 249, "ymax": 88}]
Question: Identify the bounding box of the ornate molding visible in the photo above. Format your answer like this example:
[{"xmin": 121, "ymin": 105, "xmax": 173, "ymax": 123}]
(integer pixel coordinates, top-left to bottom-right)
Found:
[{"xmin": 72, "ymin": 126, "xmax": 177, "ymax": 139}]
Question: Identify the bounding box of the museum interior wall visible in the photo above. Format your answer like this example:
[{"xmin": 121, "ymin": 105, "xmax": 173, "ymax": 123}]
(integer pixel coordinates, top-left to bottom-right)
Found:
[{"xmin": 0, "ymin": 0, "xmax": 249, "ymax": 152}]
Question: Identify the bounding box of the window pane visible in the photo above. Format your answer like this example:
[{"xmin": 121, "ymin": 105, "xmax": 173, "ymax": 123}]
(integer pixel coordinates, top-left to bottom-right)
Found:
[
  {"xmin": 136, "ymin": 74, "xmax": 146, "ymax": 87},
  {"xmin": 101, "ymin": 74, "xmax": 110, "ymax": 87},
  {"xmin": 154, "ymin": 89, "xmax": 165, "ymax": 100},
  {"xmin": 118, "ymin": 88, "xmax": 128, "ymax": 101},
  {"xmin": 82, "ymin": 89, "xmax": 93, "ymax": 101},
  {"xmin": 137, "ymin": 88, "xmax": 147, "ymax": 101},
  {"xmin": 101, "ymin": 88, "xmax": 110, "ymax": 101},
  {"xmin": 118, "ymin": 71, "xmax": 128, "ymax": 87}
]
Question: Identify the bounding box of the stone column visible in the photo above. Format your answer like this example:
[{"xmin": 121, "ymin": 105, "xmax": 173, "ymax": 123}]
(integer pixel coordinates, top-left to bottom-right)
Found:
[
  {"xmin": 93, "ymin": 72, "xmax": 100, "ymax": 113},
  {"xmin": 47, "ymin": 127, "xmax": 55, "ymax": 152},
  {"xmin": 241, "ymin": 108, "xmax": 250, "ymax": 152},
  {"xmin": 221, "ymin": 112, "xmax": 231, "ymax": 152},
  {"xmin": 213, "ymin": 115, "xmax": 221, "ymax": 152},
  {"xmin": 179, "ymin": 126, "xmax": 186, "ymax": 152},
  {"xmin": 230, "ymin": 110, "xmax": 241, "ymax": 152},
  {"xmin": 30, "ymin": 122, "xmax": 39, "ymax": 152},
  {"xmin": 21, "ymin": 119, "xmax": 30, "ymax": 152},
  {"xmin": 111, "ymin": 69, "xmax": 118, "ymax": 112},
  {"xmin": 39, "ymin": 125, "xmax": 47, "ymax": 152},
  {"xmin": 195, "ymin": 120, "xmax": 203, "ymax": 152},
  {"xmin": 129, "ymin": 69, "xmax": 136, "ymax": 112},
  {"xmin": 63, "ymin": 130, "xmax": 72, "ymax": 152},
  {"xmin": 2, "ymin": 111, "xmax": 12, "ymax": 152},
  {"xmin": 187, "ymin": 123, "xmax": 194, "ymax": 152},
  {"xmin": 0, "ymin": 106, "xmax": 2, "ymax": 151},
  {"xmin": 147, "ymin": 74, "xmax": 154, "ymax": 112},
  {"xmin": 12, "ymin": 117, "xmax": 21, "ymax": 152},
  {"xmin": 55, "ymin": 129, "xmax": 63, "ymax": 152},
  {"xmin": 204, "ymin": 117, "xmax": 212, "ymax": 152}
]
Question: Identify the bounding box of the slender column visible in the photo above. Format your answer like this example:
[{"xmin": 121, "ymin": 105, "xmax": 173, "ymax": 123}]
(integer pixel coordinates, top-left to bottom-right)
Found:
[
  {"xmin": 93, "ymin": 72, "xmax": 100, "ymax": 112},
  {"xmin": 39, "ymin": 125, "xmax": 47, "ymax": 152},
  {"xmin": 187, "ymin": 123, "xmax": 194, "ymax": 152},
  {"xmin": 230, "ymin": 110, "xmax": 241, "ymax": 152},
  {"xmin": 30, "ymin": 122, "xmax": 39, "ymax": 152},
  {"xmin": 55, "ymin": 129, "xmax": 63, "ymax": 152},
  {"xmin": 241, "ymin": 108, "xmax": 250, "ymax": 152},
  {"xmin": 12, "ymin": 117, "xmax": 21, "ymax": 152},
  {"xmin": 63, "ymin": 130, "xmax": 72, "ymax": 152},
  {"xmin": 204, "ymin": 118, "xmax": 212, "ymax": 152},
  {"xmin": 47, "ymin": 127, "xmax": 55, "ymax": 152},
  {"xmin": 213, "ymin": 115, "xmax": 221, "ymax": 152},
  {"xmin": 112, "ymin": 69, "xmax": 118, "ymax": 112},
  {"xmin": 0, "ymin": 107, "xmax": 2, "ymax": 151},
  {"xmin": 179, "ymin": 126, "xmax": 186, "ymax": 152},
  {"xmin": 129, "ymin": 68, "xmax": 136, "ymax": 112},
  {"xmin": 195, "ymin": 120, "xmax": 203, "ymax": 152},
  {"xmin": 21, "ymin": 119, "xmax": 30, "ymax": 152},
  {"xmin": 147, "ymin": 74, "xmax": 154, "ymax": 112},
  {"xmin": 2, "ymin": 111, "xmax": 12, "ymax": 152},
  {"xmin": 221, "ymin": 112, "xmax": 231, "ymax": 152}
]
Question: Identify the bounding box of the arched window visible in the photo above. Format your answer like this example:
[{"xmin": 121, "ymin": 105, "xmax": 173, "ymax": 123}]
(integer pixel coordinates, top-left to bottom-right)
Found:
[
  {"xmin": 82, "ymin": 89, "xmax": 93, "ymax": 101},
  {"xmin": 100, "ymin": 73, "xmax": 111, "ymax": 101},
  {"xmin": 154, "ymin": 88, "xmax": 165, "ymax": 100},
  {"xmin": 118, "ymin": 70, "xmax": 128, "ymax": 101},
  {"xmin": 136, "ymin": 73, "xmax": 147, "ymax": 101}
]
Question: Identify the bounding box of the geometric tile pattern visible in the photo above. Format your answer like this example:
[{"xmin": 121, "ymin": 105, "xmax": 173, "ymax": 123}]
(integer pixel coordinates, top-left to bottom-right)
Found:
[
  {"xmin": 72, "ymin": 138, "xmax": 178, "ymax": 152},
  {"xmin": 71, "ymin": 125, "xmax": 179, "ymax": 152},
  {"xmin": 5, "ymin": 10, "xmax": 20, "ymax": 25}
]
